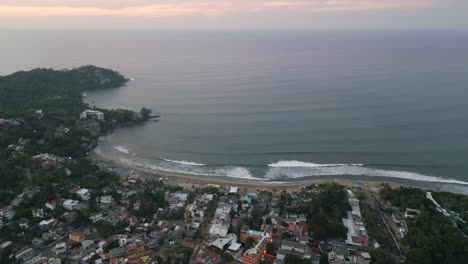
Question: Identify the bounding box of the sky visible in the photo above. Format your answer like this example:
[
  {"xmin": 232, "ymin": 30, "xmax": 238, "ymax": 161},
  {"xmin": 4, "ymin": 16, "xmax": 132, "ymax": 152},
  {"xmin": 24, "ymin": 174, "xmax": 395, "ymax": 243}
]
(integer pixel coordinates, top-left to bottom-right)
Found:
[{"xmin": 0, "ymin": 0, "xmax": 467, "ymax": 30}]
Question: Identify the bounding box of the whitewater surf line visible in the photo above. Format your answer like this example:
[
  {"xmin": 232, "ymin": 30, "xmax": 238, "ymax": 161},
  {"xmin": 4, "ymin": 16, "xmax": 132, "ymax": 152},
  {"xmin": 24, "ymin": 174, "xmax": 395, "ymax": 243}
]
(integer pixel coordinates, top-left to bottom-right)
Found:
[{"xmin": 110, "ymin": 146, "xmax": 468, "ymax": 186}]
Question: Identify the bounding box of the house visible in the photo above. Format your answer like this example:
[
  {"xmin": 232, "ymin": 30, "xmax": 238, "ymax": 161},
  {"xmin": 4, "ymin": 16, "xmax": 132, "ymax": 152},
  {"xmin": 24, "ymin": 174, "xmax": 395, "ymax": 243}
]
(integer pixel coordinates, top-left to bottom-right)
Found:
[
  {"xmin": 48, "ymin": 257, "xmax": 61, "ymax": 264},
  {"xmin": 62, "ymin": 212, "xmax": 77, "ymax": 223},
  {"xmin": 208, "ymin": 223, "xmax": 229, "ymax": 238},
  {"xmin": 0, "ymin": 206, "xmax": 16, "ymax": 221},
  {"xmin": 276, "ymin": 240, "xmax": 312, "ymax": 261},
  {"xmin": 89, "ymin": 212, "xmax": 104, "ymax": 223},
  {"xmin": 63, "ymin": 199, "xmax": 79, "ymax": 211},
  {"xmin": 75, "ymin": 189, "xmax": 91, "ymax": 201},
  {"xmin": 210, "ymin": 234, "xmax": 237, "ymax": 250},
  {"xmin": 229, "ymin": 186, "xmax": 239, "ymax": 194},
  {"xmin": 32, "ymin": 238, "xmax": 44, "ymax": 249},
  {"xmin": 189, "ymin": 245, "xmax": 222, "ymax": 264},
  {"xmin": 80, "ymin": 109, "xmax": 105, "ymax": 120},
  {"xmin": 100, "ymin": 196, "xmax": 113, "ymax": 205},
  {"xmin": 32, "ymin": 208, "xmax": 44, "ymax": 218},
  {"xmin": 45, "ymin": 200, "xmax": 57, "ymax": 211},
  {"xmin": 19, "ymin": 218, "xmax": 30, "ymax": 229},
  {"xmin": 39, "ymin": 219, "xmax": 55, "ymax": 230},
  {"xmin": 69, "ymin": 231, "xmax": 87, "ymax": 243},
  {"xmin": 405, "ymin": 208, "xmax": 421, "ymax": 218},
  {"xmin": 54, "ymin": 242, "xmax": 67, "ymax": 256}
]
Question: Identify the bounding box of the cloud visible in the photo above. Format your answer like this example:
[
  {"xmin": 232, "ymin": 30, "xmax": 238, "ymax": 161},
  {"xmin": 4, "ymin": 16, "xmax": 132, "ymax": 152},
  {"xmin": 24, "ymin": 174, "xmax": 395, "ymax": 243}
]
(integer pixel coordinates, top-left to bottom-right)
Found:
[
  {"xmin": 0, "ymin": 0, "xmax": 431, "ymax": 18},
  {"xmin": 262, "ymin": 1, "xmax": 431, "ymax": 11},
  {"xmin": 0, "ymin": 2, "xmax": 232, "ymax": 17}
]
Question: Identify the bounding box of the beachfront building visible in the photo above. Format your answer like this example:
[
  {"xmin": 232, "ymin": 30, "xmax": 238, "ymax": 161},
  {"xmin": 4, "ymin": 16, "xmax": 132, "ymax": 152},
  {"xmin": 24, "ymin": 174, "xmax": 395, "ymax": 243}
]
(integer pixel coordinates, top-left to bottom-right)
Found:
[
  {"xmin": 80, "ymin": 109, "xmax": 104, "ymax": 121},
  {"xmin": 342, "ymin": 190, "xmax": 369, "ymax": 248}
]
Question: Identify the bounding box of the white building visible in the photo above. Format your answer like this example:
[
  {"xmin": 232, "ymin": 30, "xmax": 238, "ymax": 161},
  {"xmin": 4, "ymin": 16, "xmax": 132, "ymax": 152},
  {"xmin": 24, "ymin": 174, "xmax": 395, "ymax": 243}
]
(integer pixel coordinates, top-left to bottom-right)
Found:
[
  {"xmin": 32, "ymin": 208, "xmax": 44, "ymax": 218},
  {"xmin": 0, "ymin": 206, "xmax": 15, "ymax": 221},
  {"xmin": 208, "ymin": 223, "xmax": 229, "ymax": 238},
  {"xmin": 76, "ymin": 189, "xmax": 91, "ymax": 201},
  {"xmin": 48, "ymin": 257, "xmax": 61, "ymax": 264},
  {"xmin": 229, "ymin": 186, "xmax": 239, "ymax": 194},
  {"xmin": 100, "ymin": 196, "xmax": 113, "ymax": 205},
  {"xmin": 89, "ymin": 213, "xmax": 104, "ymax": 223},
  {"xmin": 343, "ymin": 190, "xmax": 368, "ymax": 248},
  {"xmin": 80, "ymin": 110, "xmax": 104, "ymax": 120},
  {"xmin": 45, "ymin": 200, "xmax": 57, "ymax": 211},
  {"xmin": 39, "ymin": 219, "xmax": 55, "ymax": 230},
  {"xmin": 54, "ymin": 242, "xmax": 67, "ymax": 256},
  {"xmin": 63, "ymin": 199, "xmax": 79, "ymax": 211}
]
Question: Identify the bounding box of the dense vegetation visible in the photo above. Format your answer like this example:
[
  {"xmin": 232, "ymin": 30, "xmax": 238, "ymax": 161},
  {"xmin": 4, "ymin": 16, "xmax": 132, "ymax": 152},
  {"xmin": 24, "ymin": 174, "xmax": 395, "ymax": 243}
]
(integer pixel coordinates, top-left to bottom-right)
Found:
[
  {"xmin": 0, "ymin": 66, "xmax": 152, "ymax": 202},
  {"xmin": 380, "ymin": 185, "xmax": 468, "ymax": 263},
  {"xmin": 0, "ymin": 66, "xmax": 127, "ymax": 114},
  {"xmin": 287, "ymin": 183, "xmax": 350, "ymax": 240}
]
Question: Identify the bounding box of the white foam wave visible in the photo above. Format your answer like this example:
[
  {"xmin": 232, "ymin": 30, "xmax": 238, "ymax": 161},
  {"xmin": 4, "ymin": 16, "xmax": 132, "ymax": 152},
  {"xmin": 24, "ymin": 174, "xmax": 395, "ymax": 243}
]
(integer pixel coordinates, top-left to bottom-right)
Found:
[
  {"xmin": 113, "ymin": 146, "xmax": 130, "ymax": 154},
  {"xmin": 268, "ymin": 160, "xmax": 364, "ymax": 168},
  {"xmin": 265, "ymin": 165, "xmax": 468, "ymax": 186},
  {"xmin": 116, "ymin": 157, "xmax": 264, "ymax": 181},
  {"xmin": 163, "ymin": 159, "xmax": 206, "ymax": 166}
]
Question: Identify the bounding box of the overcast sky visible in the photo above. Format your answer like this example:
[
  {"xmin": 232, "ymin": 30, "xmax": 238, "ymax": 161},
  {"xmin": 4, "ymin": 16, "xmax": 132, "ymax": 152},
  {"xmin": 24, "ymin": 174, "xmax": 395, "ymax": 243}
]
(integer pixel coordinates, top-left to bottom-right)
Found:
[{"xmin": 1, "ymin": 0, "xmax": 467, "ymax": 30}]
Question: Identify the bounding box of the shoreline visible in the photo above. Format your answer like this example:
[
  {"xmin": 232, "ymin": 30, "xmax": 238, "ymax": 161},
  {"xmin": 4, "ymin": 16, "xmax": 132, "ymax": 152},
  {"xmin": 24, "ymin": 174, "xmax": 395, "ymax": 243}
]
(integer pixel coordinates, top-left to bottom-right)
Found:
[{"xmin": 91, "ymin": 151, "xmax": 403, "ymax": 193}]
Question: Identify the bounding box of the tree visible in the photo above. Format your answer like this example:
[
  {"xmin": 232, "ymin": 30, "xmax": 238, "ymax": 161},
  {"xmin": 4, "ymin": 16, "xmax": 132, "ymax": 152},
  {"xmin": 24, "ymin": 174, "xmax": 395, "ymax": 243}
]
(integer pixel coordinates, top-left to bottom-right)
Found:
[
  {"xmin": 94, "ymin": 221, "xmax": 114, "ymax": 238},
  {"xmin": 319, "ymin": 253, "xmax": 329, "ymax": 264},
  {"xmin": 245, "ymin": 237, "xmax": 256, "ymax": 249},
  {"xmin": 266, "ymin": 243, "xmax": 276, "ymax": 255},
  {"xmin": 370, "ymin": 249, "xmax": 397, "ymax": 264},
  {"xmin": 284, "ymin": 254, "xmax": 308, "ymax": 264}
]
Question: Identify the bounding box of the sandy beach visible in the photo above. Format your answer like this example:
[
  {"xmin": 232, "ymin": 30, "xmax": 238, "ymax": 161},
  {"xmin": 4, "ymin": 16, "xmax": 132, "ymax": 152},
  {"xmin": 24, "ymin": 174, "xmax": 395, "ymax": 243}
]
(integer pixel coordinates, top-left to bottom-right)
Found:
[{"xmin": 91, "ymin": 151, "xmax": 403, "ymax": 194}]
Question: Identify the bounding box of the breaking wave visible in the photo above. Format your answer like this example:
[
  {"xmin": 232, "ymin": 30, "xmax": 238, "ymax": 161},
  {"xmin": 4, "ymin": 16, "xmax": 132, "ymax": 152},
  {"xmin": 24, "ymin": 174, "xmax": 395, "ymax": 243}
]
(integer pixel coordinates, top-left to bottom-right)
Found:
[
  {"xmin": 104, "ymin": 147, "xmax": 468, "ymax": 187},
  {"xmin": 163, "ymin": 159, "xmax": 206, "ymax": 166},
  {"xmin": 113, "ymin": 146, "xmax": 130, "ymax": 154},
  {"xmin": 116, "ymin": 157, "xmax": 264, "ymax": 181},
  {"xmin": 265, "ymin": 162, "xmax": 468, "ymax": 186},
  {"xmin": 268, "ymin": 160, "xmax": 364, "ymax": 167}
]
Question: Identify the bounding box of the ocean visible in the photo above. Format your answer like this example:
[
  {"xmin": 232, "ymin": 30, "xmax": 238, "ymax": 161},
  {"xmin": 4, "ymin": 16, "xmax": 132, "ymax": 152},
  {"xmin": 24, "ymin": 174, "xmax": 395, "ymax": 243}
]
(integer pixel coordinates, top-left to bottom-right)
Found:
[{"xmin": 1, "ymin": 31, "xmax": 468, "ymax": 192}]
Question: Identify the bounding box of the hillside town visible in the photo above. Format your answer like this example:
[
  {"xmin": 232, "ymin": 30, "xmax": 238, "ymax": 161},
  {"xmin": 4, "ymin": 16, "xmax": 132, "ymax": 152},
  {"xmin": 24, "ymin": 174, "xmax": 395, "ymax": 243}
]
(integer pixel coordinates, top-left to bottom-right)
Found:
[
  {"xmin": 4, "ymin": 164, "xmax": 466, "ymax": 264},
  {"xmin": 1, "ymin": 67, "xmax": 468, "ymax": 264}
]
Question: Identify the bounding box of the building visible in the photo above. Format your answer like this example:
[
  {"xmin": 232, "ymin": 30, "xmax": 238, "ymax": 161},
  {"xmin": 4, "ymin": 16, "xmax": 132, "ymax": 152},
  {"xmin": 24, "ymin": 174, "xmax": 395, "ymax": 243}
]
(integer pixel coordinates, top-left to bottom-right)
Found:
[
  {"xmin": 276, "ymin": 240, "xmax": 312, "ymax": 262},
  {"xmin": 89, "ymin": 212, "xmax": 104, "ymax": 223},
  {"xmin": 69, "ymin": 231, "xmax": 87, "ymax": 243},
  {"xmin": 76, "ymin": 189, "xmax": 91, "ymax": 201},
  {"xmin": 38, "ymin": 219, "xmax": 55, "ymax": 230},
  {"xmin": 100, "ymin": 196, "xmax": 113, "ymax": 205},
  {"xmin": 242, "ymin": 234, "xmax": 270, "ymax": 264},
  {"xmin": 48, "ymin": 257, "xmax": 61, "ymax": 264},
  {"xmin": 240, "ymin": 227, "xmax": 263, "ymax": 243},
  {"xmin": 54, "ymin": 242, "xmax": 67, "ymax": 256},
  {"xmin": 45, "ymin": 200, "xmax": 57, "ymax": 211},
  {"xmin": 32, "ymin": 208, "xmax": 44, "ymax": 218},
  {"xmin": 405, "ymin": 208, "xmax": 421, "ymax": 218},
  {"xmin": 342, "ymin": 190, "xmax": 369, "ymax": 248},
  {"xmin": 80, "ymin": 109, "xmax": 105, "ymax": 120},
  {"xmin": 0, "ymin": 206, "xmax": 16, "ymax": 221},
  {"xmin": 229, "ymin": 186, "xmax": 239, "ymax": 194},
  {"xmin": 63, "ymin": 199, "xmax": 79, "ymax": 211}
]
